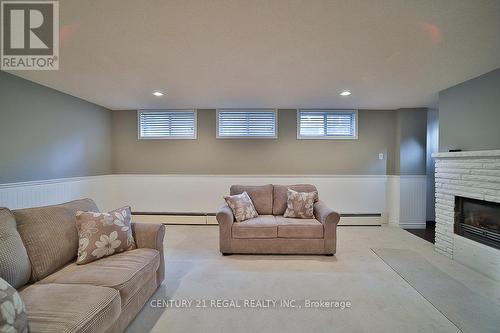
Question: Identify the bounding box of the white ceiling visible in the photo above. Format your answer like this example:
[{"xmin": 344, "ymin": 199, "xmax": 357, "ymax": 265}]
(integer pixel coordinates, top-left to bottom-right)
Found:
[{"xmin": 10, "ymin": 0, "xmax": 500, "ymax": 110}]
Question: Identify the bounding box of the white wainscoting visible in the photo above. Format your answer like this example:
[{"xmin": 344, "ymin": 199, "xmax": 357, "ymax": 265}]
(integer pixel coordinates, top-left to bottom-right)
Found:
[
  {"xmin": 0, "ymin": 176, "xmax": 114, "ymax": 211},
  {"xmin": 0, "ymin": 174, "xmax": 428, "ymax": 228},
  {"xmin": 386, "ymin": 176, "xmax": 401, "ymax": 226},
  {"xmin": 111, "ymin": 174, "xmax": 388, "ymax": 214},
  {"xmin": 399, "ymin": 175, "xmax": 427, "ymax": 229},
  {"xmin": 386, "ymin": 175, "xmax": 427, "ymax": 229}
]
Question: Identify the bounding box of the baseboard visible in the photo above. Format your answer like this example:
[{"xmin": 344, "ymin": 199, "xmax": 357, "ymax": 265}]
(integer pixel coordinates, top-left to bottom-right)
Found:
[
  {"xmin": 400, "ymin": 219, "xmax": 432, "ymax": 229},
  {"xmin": 131, "ymin": 212, "xmax": 382, "ymax": 226},
  {"xmin": 400, "ymin": 222, "xmax": 427, "ymax": 229},
  {"xmin": 132, "ymin": 212, "xmax": 218, "ymax": 225},
  {"xmin": 339, "ymin": 214, "xmax": 381, "ymax": 226}
]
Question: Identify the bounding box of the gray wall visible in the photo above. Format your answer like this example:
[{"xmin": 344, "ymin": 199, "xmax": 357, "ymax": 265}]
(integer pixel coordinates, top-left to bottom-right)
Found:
[
  {"xmin": 395, "ymin": 108, "xmax": 428, "ymax": 175},
  {"xmin": 0, "ymin": 71, "xmax": 430, "ymax": 181},
  {"xmin": 439, "ymin": 68, "xmax": 500, "ymax": 152},
  {"xmin": 112, "ymin": 109, "xmax": 398, "ymax": 175},
  {"xmin": 0, "ymin": 72, "xmax": 112, "ymax": 183}
]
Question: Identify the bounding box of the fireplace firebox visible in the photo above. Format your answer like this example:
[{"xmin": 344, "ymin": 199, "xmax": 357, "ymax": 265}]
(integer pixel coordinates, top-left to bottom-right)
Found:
[{"xmin": 454, "ymin": 196, "xmax": 500, "ymax": 250}]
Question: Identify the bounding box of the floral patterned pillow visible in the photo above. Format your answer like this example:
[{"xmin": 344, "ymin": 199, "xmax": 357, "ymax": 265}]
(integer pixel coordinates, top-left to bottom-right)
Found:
[
  {"xmin": 283, "ymin": 189, "xmax": 318, "ymax": 219},
  {"xmin": 0, "ymin": 277, "xmax": 28, "ymax": 333},
  {"xmin": 75, "ymin": 206, "xmax": 136, "ymax": 265},
  {"xmin": 224, "ymin": 191, "xmax": 258, "ymax": 222}
]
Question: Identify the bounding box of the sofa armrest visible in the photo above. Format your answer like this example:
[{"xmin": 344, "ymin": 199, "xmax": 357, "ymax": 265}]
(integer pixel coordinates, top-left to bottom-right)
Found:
[
  {"xmin": 216, "ymin": 204, "xmax": 234, "ymax": 227},
  {"xmin": 216, "ymin": 204, "xmax": 234, "ymax": 254},
  {"xmin": 131, "ymin": 222, "xmax": 166, "ymax": 285},
  {"xmin": 314, "ymin": 200, "xmax": 340, "ymax": 254},
  {"xmin": 132, "ymin": 222, "xmax": 165, "ymax": 250},
  {"xmin": 314, "ymin": 200, "xmax": 340, "ymax": 226}
]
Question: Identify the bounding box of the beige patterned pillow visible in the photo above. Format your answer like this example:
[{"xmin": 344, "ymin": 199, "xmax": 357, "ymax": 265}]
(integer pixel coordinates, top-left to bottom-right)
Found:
[
  {"xmin": 0, "ymin": 277, "xmax": 28, "ymax": 333},
  {"xmin": 75, "ymin": 206, "xmax": 136, "ymax": 265},
  {"xmin": 283, "ymin": 189, "xmax": 318, "ymax": 218},
  {"xmin": 224, "ymin": 192, "xmax": 258, "ymax": 222}
]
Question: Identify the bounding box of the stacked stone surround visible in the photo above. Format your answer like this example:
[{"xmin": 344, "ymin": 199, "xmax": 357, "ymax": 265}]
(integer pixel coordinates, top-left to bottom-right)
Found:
[{"xmin": 432, "ymin": 150, "xmax": 500, "ymax": 257}]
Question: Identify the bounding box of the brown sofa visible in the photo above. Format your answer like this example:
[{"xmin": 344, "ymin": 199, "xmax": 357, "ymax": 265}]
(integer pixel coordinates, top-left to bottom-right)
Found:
[
  {"xmin": 217, "ymin": 184, "xmax": 340, "ymax": 255},
  {"xmin": 0, "ymin": 199, "xmax": 165, "ymax": 333}
]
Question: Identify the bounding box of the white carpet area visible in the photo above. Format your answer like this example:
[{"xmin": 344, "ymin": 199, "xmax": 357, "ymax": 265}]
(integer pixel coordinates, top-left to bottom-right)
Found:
[{"xmin": 125, "ymin": 225, "xmax": 500, "ymax": 333}]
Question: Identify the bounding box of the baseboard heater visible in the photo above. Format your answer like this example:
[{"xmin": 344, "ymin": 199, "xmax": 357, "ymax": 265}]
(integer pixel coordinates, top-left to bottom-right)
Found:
[{"xmin": 131, "ymin": 212, "xmax": 383, "ymax": 226}]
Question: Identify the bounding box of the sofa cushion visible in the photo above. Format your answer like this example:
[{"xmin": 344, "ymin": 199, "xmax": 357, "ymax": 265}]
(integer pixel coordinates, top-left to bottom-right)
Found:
[
  {"xmin": 57, "ymin": 198, "xmax": 100, "ymax": 215},
  {"xmin": 275, "ymin": 216, "xmax": 323, "ymax": 239},
  {"xmin": 224, "ymin": 192, "xmax": 258, "ymax": 222},
  {"xmin": 283, "ymin": 189, "xmax": 318, "ymax": 219},
  {"xmin": 21, "ymin": 283, "xmax": 120, "ymax": 333},
  {"xmin": 230, "ymin": 184, "xmax": 273, "ymax": 215},
  {"xmin": 0, "ymin": 208, "xmax": 31, "ymax": 289},
  {"xmin": 13, "ymin": 199, "xmax": 99, "ymax": 282},
  {"xmin": 75, "ymin": 206, "xmax": 136, "ymax": 265},
  {"xmin": 232, "ymin": 215, "xmax": 277, "ymax": 239},
  {"xmin": 37, "ymin": 248, "xmax": 160, "ymax": 306},
  {"xmin": 0, "ymin": 277, "xmax": 28, "ymax": 333},
  {"xmin": 273, "ymin": 184, "xmax": 318, "ymax": 215}
]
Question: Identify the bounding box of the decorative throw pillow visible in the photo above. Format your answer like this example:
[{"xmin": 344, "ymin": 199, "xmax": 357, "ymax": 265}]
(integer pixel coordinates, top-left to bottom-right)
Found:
[
  {"xmin": 75, "ymin": 206, "xmax": 136, "ymax": 265},
  {"xmin": 283, "ymin": 189, "xmax": 318, "ymax": 218},
  {"xmin": 224, "ymin": 192, "xmax": 258, "ymax": 222},
  {"xmin": 0, "ymin": 277, "xmax": 28, "ymax": 333}
]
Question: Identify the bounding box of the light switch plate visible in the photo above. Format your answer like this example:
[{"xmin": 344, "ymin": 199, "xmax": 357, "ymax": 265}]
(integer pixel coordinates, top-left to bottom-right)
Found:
[{"xmin": 378, "ymin": 153, "xmax": 384, "ymax": 160}]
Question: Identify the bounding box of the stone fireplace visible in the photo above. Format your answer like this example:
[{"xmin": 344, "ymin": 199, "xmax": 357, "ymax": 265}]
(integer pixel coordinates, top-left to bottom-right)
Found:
[{"xmin": 433, "ymin": 150, "xmax": 500, "ymax": 280}]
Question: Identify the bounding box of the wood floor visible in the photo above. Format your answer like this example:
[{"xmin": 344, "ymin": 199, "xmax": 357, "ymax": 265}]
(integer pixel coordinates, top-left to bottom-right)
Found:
[{"xmin": 405, "ymin": 222, "xmax": 436, "ymax": 244}]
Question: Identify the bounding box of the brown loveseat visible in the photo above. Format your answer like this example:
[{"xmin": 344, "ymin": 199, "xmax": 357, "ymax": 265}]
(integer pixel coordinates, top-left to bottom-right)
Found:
[
  {"xmin": 0, "ymin": 199, "xmax": 165, "ymax": 333},
  {"xmin": 217, "ymin": 184, "xmax": 340, "ymax": 255}
]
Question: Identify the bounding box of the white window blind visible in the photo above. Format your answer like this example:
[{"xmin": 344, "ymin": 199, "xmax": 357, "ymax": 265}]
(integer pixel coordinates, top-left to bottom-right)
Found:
[
  {"xmin": 138, "ymin": 110, "xmax": 196, "ymax": 139},
  {"xmin": 217, "ymin": 109, "xmax": 277, "ymax": 138},
  {"xmin": 298, "ymin": 110, "xmax": 357, "ymax": 139}
]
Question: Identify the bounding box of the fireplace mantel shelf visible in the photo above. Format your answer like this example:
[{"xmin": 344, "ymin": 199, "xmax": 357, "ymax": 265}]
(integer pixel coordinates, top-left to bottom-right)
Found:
[{"xmin": 432, "ymin": 150, "xmax": 500, "ymax": 159}]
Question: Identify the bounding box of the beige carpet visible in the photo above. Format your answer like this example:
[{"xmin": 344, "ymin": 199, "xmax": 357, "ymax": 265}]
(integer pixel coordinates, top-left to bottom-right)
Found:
[{"xmin": 125, "ymin": 225, "xmax": 500, "ymax": 333}]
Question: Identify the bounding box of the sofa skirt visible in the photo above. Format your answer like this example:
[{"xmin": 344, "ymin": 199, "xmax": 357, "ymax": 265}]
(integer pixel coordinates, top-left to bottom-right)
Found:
[{"xmin": 225, "ymin": 238, "xmax": 334, "ymax": 255}]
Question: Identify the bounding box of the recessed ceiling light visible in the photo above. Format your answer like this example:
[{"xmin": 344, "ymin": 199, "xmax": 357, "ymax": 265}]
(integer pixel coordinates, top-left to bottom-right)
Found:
[
  {"xmin": 152, "ymin": 91, "xmax": 164, "ymax": 97},
  {"xmin": 340, "ymin": 90, "xmax": 351, "ymax": 96}
]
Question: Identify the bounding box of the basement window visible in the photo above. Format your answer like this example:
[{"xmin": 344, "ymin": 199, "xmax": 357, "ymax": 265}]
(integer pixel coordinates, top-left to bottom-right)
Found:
[
  {"xmin": 138, "ymin": 110, "xmax": 197, "ymax": 139},
  {"xmin": 297, "ymin": 109, "xmax": 358, "ymax": 139},
  {"xmin": 217, "ymin": 109, "xmax": 277, "ymax": 138}
]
